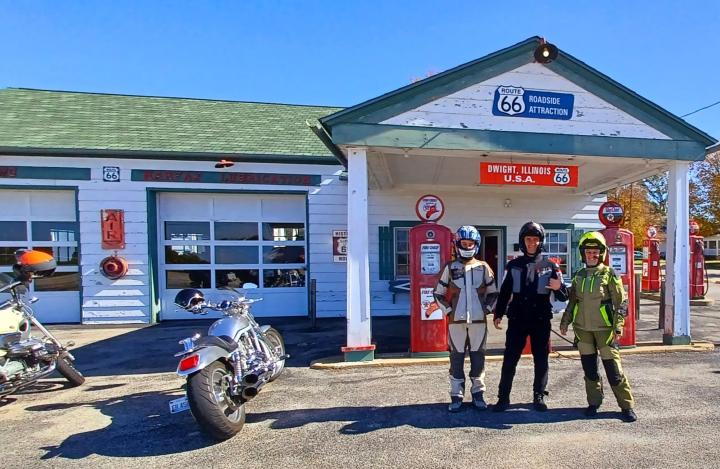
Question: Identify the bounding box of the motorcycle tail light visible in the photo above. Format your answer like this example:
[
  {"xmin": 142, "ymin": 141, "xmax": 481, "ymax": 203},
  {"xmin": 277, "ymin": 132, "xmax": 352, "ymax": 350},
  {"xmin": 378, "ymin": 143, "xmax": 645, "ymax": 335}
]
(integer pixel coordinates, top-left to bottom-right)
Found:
[{"xmin": 179, "ymin": 355, "xmax": 199, "ymax": 371}]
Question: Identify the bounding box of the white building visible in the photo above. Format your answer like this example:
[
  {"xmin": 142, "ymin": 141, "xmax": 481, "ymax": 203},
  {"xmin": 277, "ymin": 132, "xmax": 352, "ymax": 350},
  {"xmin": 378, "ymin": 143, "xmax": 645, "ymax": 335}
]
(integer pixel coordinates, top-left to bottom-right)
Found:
[{"xmin": 0, "ymin": 37, "xmax": 715, "ymax": 359}]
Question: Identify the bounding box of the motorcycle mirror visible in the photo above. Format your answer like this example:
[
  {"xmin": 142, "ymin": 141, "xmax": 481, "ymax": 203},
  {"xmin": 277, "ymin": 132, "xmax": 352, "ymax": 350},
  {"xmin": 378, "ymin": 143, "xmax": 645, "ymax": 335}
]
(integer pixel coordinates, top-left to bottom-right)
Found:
[{"xmin": 241, "ymin": 283, "xmax": 258, "ymax": 290}]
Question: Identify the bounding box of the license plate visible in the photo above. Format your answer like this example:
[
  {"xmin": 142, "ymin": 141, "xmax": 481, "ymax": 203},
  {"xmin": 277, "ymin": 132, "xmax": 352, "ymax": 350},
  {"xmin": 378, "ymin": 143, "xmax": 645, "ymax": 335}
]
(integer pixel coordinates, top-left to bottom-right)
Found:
[{"xmin": 169, "ymin": 396, "xmax": 190, "ymax": 414}]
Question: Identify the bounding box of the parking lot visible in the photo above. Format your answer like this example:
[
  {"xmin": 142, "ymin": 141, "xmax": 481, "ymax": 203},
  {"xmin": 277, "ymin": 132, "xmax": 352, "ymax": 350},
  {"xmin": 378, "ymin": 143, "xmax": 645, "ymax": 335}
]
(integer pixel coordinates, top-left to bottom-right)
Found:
[{"xmin": 1, "ymin": 277, "xmax": 718, "ymax": 468}]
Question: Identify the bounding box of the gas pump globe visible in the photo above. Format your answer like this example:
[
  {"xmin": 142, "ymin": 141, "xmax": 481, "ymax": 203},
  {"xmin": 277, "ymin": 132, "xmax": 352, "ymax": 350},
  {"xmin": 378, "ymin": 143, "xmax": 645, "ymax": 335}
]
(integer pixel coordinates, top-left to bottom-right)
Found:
[{"xmin": 598, "ymin": 201, "xmax": 636, "ymax": 347}]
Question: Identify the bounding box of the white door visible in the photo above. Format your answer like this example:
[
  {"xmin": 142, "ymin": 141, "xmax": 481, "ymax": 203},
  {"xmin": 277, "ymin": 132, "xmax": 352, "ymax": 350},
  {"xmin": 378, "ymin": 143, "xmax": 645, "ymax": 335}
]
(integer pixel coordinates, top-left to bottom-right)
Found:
[
  {"xmin": 158, "ymin": 193, "xmax": 308, "ymax": 320},
  {"xmin": 0, "ymin": 190, "xmax": 80, "ymax": 323}
]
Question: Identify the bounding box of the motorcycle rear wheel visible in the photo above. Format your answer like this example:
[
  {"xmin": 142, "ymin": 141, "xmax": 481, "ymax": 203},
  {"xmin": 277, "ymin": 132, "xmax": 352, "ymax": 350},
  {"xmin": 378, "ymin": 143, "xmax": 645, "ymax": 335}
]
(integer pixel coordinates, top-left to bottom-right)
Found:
[
  {"xmin": 56, "ymin": 356, "xmax": 85, "ymax": 387},
  {"xmin": 187, "ymin": 360, "xmax": 245, "ymax": 441},
  {"xmin": 264, "ymin": 327, "xmax": 286, "ymax": 382}
]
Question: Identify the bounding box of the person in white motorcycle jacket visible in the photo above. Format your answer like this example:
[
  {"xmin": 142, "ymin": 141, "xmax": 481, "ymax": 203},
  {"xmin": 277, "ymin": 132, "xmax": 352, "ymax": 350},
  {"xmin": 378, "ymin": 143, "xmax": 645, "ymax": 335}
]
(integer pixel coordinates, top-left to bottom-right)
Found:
[{"xmin": 434, "ymin": 226, "xmax": 498, "ymax": 412}]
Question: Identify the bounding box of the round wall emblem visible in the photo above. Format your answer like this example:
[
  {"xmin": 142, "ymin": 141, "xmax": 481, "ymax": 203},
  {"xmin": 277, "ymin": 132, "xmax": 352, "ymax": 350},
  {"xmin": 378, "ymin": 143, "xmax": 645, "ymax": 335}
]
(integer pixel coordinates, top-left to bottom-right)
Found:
[{"xmin": 415, "ymin": 194, "xmax": 445, "ymax": 222}]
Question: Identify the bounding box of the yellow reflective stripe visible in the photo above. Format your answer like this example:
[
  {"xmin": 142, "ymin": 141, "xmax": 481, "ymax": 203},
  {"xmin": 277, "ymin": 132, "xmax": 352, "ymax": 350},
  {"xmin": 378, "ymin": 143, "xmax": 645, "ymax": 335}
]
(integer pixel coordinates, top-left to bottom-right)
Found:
[
  {"xmin": 581, "ymin": 277, "xmax": 586, "ymax": 293},
  {"xmin": 572, "ymin": 303, "xmax": 579, "ymax": 321},
  {"xmin": 589, "ymin": 276, "xmax": 596, "ymax": 292},
  {"xmin": 599, "ymin": 305, "xmax": 612, "ymax": 327},
  {"xmin": 605, "ymin": 330, "xmax": 615, "ymax": 345}
]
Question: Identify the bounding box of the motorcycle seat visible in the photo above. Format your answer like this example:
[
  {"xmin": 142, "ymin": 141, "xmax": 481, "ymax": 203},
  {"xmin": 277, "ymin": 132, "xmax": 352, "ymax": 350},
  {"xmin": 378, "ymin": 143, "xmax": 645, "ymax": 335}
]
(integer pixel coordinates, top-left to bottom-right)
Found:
[{"xmin": 196, "ymin": 335, "xmax": 238, "ymax": 353}]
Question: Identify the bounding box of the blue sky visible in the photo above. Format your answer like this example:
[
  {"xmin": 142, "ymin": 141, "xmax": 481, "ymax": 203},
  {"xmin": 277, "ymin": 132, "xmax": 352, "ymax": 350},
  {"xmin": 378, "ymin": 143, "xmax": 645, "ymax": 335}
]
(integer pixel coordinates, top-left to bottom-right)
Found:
[{"xmin": 1, "ymin": 1, "xmax": 719, "ymax": 140}]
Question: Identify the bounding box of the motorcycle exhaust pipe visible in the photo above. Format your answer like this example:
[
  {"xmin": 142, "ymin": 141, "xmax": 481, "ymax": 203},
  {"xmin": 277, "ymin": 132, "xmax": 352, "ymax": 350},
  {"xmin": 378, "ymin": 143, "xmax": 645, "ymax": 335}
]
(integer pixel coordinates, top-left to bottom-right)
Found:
[{"xmin": 241, "ymin": 386, "xmax": 259, "ymax": 400}]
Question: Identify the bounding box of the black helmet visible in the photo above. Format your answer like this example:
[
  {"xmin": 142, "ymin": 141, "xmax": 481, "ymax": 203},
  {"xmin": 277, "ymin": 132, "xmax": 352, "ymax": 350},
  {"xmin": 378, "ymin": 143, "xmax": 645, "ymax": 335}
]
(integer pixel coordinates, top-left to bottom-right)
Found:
[
  {"xmin": 519, "ymin": 221, "xmax": 545, "ymax": 256},
  {"xmin": 174, "ymin": 288, "xmax": 205, "ymax": 310}
]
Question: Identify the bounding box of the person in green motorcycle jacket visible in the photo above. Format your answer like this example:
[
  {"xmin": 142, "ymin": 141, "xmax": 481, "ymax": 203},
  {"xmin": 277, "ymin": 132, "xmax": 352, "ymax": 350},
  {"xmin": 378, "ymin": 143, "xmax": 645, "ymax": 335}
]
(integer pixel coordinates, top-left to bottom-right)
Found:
[{"xmin": 559, "ymin": 231, "xmax": 637, "ymax": 422}]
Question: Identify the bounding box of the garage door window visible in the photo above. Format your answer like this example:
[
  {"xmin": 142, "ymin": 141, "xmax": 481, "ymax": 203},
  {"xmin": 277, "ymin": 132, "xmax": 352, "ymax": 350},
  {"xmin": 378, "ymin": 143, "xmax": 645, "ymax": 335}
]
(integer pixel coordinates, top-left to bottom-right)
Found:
[
  {"xmin": 0, "ymin": 220, "xmax": 80, "ymax": 291},
  {"xmin": 162, "ymin": 219, "xmax": 306, "ymax": 289}
]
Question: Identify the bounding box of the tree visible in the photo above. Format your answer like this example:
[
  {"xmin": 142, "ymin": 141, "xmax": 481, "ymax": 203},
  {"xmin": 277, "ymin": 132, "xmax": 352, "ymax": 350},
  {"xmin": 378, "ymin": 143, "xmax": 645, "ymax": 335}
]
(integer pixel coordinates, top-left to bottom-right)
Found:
[
  {"xmin": 643, "ymin": 173, "xmax": 668, "ymax": 217},
  {"xmin": 608, "ymin": 182, "xmax": 663, "ymax": 248},
  {"xmin": 690, "ymin": 152, "xmax": 720, "ymax": 236}
]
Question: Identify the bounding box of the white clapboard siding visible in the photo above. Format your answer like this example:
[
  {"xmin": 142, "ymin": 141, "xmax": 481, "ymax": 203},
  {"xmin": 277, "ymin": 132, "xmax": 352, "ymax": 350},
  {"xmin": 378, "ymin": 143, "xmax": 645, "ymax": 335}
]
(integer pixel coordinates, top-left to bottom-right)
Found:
[{"xmin": 382, "ymin": 63, "xmax": 670, "ymax": 140}]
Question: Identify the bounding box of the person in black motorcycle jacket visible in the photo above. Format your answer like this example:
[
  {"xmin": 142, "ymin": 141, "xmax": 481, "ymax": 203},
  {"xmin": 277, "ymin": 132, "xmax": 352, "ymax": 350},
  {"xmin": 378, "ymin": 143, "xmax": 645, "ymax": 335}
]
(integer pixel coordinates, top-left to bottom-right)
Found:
[{"xmin": 492, "ymin": 221, "xmax": 567, "ymax": 412}]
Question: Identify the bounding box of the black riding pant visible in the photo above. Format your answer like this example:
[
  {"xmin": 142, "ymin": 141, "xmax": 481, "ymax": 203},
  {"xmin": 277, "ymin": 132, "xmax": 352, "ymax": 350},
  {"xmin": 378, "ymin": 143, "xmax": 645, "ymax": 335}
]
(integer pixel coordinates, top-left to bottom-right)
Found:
[{"xmin": 497, "ymin": 316, "xmax": 551, "ymax": 399}]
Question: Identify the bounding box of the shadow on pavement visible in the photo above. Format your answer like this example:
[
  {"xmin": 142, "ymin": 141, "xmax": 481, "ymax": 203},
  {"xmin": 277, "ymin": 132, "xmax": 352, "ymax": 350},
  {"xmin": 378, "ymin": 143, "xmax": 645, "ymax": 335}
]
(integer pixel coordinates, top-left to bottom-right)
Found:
[
  {"xmin": 68, "ymin": 317, "xmax": 411, "ymax": 377},
  {"xmin": 26, "ymin": 389, "xmax": 219, "ymax": 459},
  {"xmin": 246, "ymin": 403, "xmax": 616, "ymax": 434}
]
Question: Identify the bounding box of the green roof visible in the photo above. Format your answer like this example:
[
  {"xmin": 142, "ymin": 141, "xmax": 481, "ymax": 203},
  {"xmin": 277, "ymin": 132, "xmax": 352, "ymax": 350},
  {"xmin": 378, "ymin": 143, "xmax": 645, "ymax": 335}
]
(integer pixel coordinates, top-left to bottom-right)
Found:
[{"xmin": 0, "ymin": 88, "xmax": 342, "ymax": 160}]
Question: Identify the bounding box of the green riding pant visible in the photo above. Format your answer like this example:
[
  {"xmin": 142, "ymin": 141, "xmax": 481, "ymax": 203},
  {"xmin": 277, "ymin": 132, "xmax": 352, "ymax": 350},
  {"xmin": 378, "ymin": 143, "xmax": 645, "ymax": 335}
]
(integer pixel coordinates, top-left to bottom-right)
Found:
[{"xmin": 574, "ymin": 327, "xmax": 634, "ymax": 410}]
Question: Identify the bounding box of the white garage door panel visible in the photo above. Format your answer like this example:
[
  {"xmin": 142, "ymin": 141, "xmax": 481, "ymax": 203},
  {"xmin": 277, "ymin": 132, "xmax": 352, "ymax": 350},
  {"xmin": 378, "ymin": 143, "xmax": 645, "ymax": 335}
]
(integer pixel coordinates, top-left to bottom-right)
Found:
[
  {"xmin": 0, "ymin": 190, "xmax": 80, "ymax": 324},
  {"xmin": 159, "ymin": 192, "xmax": 308, "ymax": 320}
]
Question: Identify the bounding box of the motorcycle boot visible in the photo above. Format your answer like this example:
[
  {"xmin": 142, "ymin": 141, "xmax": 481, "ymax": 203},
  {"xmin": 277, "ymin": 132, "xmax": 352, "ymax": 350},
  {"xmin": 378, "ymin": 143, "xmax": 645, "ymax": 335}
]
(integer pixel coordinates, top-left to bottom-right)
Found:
[
  {"xmin": 533, "ymin": 391, "xmax": 548, "ymax": 411},
  {"xmin": 493, "ymin": 396, "xmax": 510, "ymax": 412},
  {"xmin": 448, "ymin": 396, "xmax": 463, "ymax": 413},
  {"xmin": 472, "ymin": 391, "xmax": 487, "ymax": 410},
  {"xmin": 584, "ymin": 404, "xmax": 599, "ymax": 417},
  {"xmin": 621, "ymin": 408, "xmax": 637, "ymax": 422}
]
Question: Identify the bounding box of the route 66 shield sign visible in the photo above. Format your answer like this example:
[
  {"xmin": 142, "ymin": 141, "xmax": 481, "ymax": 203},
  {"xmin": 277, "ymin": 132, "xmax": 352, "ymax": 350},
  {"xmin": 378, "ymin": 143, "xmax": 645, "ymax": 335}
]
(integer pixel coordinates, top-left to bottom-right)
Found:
[
  {"xmin": 103, "ymin": 166, "xmax": 120, "ymax": 182},
  {"xmin": 494, "ymin": 86, "xmax": 526, "ymax": 116},
  {"xmin": 553, "ymin": 167, "xmax": 571, "ymax": 185}
]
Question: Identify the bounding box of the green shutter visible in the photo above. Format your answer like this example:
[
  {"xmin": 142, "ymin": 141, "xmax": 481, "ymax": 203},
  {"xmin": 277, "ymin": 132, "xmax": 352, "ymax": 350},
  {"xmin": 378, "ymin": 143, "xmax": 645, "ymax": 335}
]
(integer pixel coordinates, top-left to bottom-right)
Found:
[
  {"xmin": 379, "ymin": 226, "xmax": 393, "ymax": 280},
  {"xmin": 571, "ymin": 229, "xmax": 585, "ymax": 275}
]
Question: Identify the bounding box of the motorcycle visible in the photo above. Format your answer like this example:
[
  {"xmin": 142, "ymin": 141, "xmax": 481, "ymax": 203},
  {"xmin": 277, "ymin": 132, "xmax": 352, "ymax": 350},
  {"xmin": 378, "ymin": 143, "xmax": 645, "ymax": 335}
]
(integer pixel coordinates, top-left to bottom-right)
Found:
[
  {"xmin": 0, "ymin": 251, "xmax": 85, "ymax": 398},
  {"xmin": 169, "ymin": 283, "xmax": 288, "ymax": 440}
]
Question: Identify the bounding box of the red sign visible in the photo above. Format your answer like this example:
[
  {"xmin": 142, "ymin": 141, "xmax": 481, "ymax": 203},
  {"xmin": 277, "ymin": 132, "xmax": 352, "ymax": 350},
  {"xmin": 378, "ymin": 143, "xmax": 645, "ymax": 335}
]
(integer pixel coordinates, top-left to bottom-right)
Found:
[
  {"xmin": 598, "ymin": 201, "xmax": 624, "ymax": 227},
  {"xmin": 101, "ymin": 209, "xmax": 126, "ymax": 250},
  {"xmin": 415, "ymin": 194, "xmax": 445, "ymax": 222},
  {"xmin": 480, "ymin": 162, "xmax": 578, "ymax": 187}
]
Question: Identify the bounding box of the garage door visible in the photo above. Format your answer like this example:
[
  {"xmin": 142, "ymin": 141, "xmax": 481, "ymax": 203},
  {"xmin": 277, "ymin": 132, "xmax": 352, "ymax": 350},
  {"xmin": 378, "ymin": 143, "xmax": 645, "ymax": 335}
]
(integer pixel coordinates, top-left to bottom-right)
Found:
[
  {"xmin": 158, "ymin": 193, "xmax": 308, "ymax": 320},
  {"xmin": 0, "ymin": 190, "xmax": 80, "ymax": 323}
]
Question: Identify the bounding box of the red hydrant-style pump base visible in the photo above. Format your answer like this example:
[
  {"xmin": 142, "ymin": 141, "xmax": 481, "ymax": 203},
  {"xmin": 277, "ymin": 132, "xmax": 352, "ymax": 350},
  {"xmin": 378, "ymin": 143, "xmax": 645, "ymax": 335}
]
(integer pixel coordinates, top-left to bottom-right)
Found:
[{"xmin": 100, "ymin": 255, "xmax": 129, "ymax": 279}]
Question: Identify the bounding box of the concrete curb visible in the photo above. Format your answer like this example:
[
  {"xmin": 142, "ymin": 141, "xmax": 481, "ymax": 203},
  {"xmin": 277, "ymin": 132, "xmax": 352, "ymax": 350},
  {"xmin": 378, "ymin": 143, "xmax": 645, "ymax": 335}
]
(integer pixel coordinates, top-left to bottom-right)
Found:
[{"xmin": 310, "ymin": 341, "xmax": 715, "ymax": 370}]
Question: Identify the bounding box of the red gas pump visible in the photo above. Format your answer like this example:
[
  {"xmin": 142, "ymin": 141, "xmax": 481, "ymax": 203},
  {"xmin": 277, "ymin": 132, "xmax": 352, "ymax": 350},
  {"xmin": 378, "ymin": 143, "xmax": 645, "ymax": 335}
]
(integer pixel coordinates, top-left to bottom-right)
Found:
[
  {"xmin": 598, "ymin": 202, "xmax": 636, "ymax": 347},
  {"xmin": 641, "ymin": 225, "xmax": 661, "ymax": 292},
  {"xmin": 689, "ymin": 220, "xmax": 708, "ymax": 299},
  {"xmin": 409, "ymin": 195, "xmax": 454, "ymax": 355}
]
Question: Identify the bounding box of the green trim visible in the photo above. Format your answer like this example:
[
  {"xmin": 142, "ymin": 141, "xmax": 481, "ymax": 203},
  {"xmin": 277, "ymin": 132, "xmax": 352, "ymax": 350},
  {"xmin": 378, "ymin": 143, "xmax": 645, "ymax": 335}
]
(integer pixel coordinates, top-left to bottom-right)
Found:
[
  {"xmin": 331, "ymin": 123, "xmax": 707, "ymax": 161},
  {"xmin": 320, "ymin": 36, "xmax": 715, "ymax": 148},
  {"xmin": 0, "ymin": 166, "xmax": 90, "ymax": 180},
  {"xmin": 548, "ymin": 55, "xmax": 715, "ymax": 145},
  {"xmin": 344, "ymin": 350, "xmax": 375, "ymax": 362},
  {"xmin": 131, "ymin": 169, "xmax": 322, "ymax": 186},
  {"xmin": 74, "ymin": 187, "xmax": 83, "ymax": 324},
  {"xmin": 410, "ymin": 351, "xmax": 449, "ymax": 358},
  {"xmin": 0, "ymin": 146, "xmax": 339, "ymax": 165},
  {"xmin": 543, "ymin": 223, "xmax": 574, "ymax": 230},
  {"xmin": 322, "ymin": 37, "xmax": 540, "ymax": 126},
  {"xmin": 0, "ymin": 184, "xmax": 79, "ymax": 190},
  {"xmin": 305, "ymin": 193, "xmax": 311, "ymax": 316},
  {"xmin": 662, "ymin": 334, "xmax": 691, "ymax": 345},
  {"xmin": 146, "ymin": 190, "xmax": 160, "ymax": 323}
]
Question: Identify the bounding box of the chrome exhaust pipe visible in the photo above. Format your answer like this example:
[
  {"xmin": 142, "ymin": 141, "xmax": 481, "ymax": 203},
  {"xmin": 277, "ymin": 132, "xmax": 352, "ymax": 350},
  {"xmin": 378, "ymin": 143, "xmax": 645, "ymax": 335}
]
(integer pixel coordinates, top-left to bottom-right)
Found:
[{"xmin": 241, "ymin": 386, "xmax": 259, "ymax": 400}]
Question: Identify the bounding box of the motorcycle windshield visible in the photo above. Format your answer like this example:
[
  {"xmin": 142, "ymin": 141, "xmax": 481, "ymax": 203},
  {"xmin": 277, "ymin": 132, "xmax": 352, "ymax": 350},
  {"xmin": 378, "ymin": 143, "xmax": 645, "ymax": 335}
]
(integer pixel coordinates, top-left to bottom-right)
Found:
[{"xmin": 0, "ymin": 273, "xmax": 16, "ymax": 291}]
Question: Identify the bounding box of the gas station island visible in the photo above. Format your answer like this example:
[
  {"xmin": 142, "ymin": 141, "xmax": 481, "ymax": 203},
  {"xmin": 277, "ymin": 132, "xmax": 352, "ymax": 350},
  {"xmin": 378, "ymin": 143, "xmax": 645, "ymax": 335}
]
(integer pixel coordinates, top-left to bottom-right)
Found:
[{"xmin": 313, "ymin": 37, "xmax": 717, "ymax": 361}]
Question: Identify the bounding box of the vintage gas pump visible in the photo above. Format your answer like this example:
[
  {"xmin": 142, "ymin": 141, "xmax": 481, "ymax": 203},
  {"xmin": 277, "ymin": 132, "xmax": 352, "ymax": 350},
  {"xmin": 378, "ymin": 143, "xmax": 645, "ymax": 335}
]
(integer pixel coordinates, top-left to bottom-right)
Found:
[
  {"xmin": 409, "ymin": 195, "xmax": 454, "ymax": 355},
  {"xmin": 598, "ymin": 201, "xmax": 636, "ymax": 347},
  {"xmin": 689, "ymin": 220, "xmax": 708, "ymax": 299},
  {"xmin": 641, "ymin": 225, "xmax": 661, "ymax": 292}
]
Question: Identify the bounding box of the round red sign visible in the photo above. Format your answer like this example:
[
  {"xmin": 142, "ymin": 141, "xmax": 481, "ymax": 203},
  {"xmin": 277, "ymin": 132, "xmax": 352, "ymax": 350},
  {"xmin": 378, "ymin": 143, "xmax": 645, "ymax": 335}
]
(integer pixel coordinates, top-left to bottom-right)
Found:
[
  {"xmin": 415, "ymin": 194, "xmax": 445, "ymax": 222},
  {"xmin": 598, "ymin": 201, "xmax": 624, "ymax": 227},
  {"xmin": 690, "ymin": 220, "xmax": 700, "ymax": 234},
  {"xmin": 646, "ymin": 226, "xmax": 657, "ymax": 238}
]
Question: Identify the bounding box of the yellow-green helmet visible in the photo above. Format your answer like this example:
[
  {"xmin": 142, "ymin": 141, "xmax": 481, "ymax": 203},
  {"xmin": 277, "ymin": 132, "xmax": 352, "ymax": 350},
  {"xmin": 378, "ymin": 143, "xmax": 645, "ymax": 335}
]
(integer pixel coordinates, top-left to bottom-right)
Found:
[{"xmin": 578, "ymin": 231, "xmax": 608, "ymax": 263}]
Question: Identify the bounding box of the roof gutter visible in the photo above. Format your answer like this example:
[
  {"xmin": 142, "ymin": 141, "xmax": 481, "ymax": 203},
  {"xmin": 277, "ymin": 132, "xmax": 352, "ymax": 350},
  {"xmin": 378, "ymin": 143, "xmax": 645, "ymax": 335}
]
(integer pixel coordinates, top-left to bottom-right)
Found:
[
  {"xmin": 706, "ymin": 141, "xmax": 720, "ymax": 157},
  {"xmin": 308, "ymin": 121, "xmax": 347, "ymax": 167},
  {"xmin": 0, "ymin": 146, "xmax": 339, "ymax": 165}
]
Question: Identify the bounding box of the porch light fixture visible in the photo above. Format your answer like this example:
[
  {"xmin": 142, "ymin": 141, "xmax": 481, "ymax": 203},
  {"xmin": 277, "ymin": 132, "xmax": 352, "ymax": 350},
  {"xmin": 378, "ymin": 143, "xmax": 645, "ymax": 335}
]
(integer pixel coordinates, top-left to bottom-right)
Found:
[
  {"xmin": 215, "ymin": 159, "xmax": 234, "ymax": 168},
  {"xmin": 534, "ymin": 39, "xmax": 558, "ymax": 64}
]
